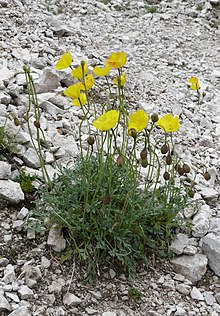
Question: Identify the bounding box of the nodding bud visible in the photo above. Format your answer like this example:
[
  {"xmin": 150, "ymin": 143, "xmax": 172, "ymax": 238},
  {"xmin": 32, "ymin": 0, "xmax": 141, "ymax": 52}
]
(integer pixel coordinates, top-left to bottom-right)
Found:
[
  {"xmin": 129, "ymin": 128, "xmax": 137, "ymax": 139},
  {"xmin": 151, "ymin": 113, "xmax": 159, "ymax": 123},
  {"xmin": 166, "ymin": 154, "xmax": 172, "ymax": 165},
  {"xmin": 183, "ymin": 164, "xmax": 190, "ymax": 174},
  {"xmin": 14, "ymin": 117, "xmax": 20, "ymax": 126},
  {"xmin": 81, "ymin": 60, "xmax": 86, "ymax": 67},
  {"xmin": 116, "ymin": 155, "xmax": 125, "ymax": 167},
  {"xmin": 161, "ymin": 144, "xmax": 169, "ymax": 155},
  {"xmin": 178, "ymin": 167, "xmax": 184, "ymax": 176},
  {"xmin": 188, "ymin": 190, "xmax": 195, "ymax": 198},
  {"xmin": 204, "ymin": 172, "xmax": 211, "ymax": 181},
  {"xmin": 163, "ymin": 171, "xmax": 170, "ymax": 181},
  {"xmin": 140, "ymin": 148, "xmax": 147, "ymax": 160},
  {"xmin": 34, "ymin": 120, "xmax": 40, "ymax": 128},
  {"xmin": 102, "ymin": 194, "xmax": 111, "ymax": 205},
  {"xmin": 141, "ymin": 159, "xmax": 148, "ymax": 168},
  {"xmin": 23, "ymin": 65, "xmax": 30, "ymax": 73},
  {"xmin": 87, "ymin": 136, "xmax": 95, "ymax": 146}
]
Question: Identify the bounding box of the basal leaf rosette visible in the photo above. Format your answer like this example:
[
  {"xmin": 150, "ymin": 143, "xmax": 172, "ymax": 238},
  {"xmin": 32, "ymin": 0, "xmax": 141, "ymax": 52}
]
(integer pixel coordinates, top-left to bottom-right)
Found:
[
  {"xmin": 55, "ymin": 51, "xmax": 73, "ymax": 70},
  {"xmin": 92, "ymin": 110, "xmax": 120, "ymax": 131},
  {"xmin": 156, "ymin": 114, "xmax": 180, "ymax": 133}
]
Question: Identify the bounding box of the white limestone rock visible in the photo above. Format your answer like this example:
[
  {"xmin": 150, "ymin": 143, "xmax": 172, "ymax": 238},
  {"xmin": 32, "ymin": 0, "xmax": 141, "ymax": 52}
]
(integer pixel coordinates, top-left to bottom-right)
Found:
[
  {"xmin": 170, "ymin": 233, "xmax": 189, "ymax": 255},
  {"xmin": 0, "ymin": 294, "xmax": 11, "ymax": 312},
  {"xmin": 63, "ymin": 292, "xmax": 82, "ymax": 306},
  {"xmin": 1, "ymin": 173, "xmax": 21, "ymax": 196},
  {"xmin": 22, "ymin": 147, "xmax": 41, "ymax": 169},
  {"xmin": 170, "ymin": 254, "xmax": 207, "ymax": 283},
  {"xmin": 18, "ymin": 285, "xmax": 34, "ymax": 299},
  {"xmin": 192, "ymin": 204, "xmax": 212, "ymax": 237},
  {"xmin": 35, "ymin": 68, "xmax": 60, "ymax": 93},
  {"xmin": 2, "ymin": 264, "xmax": 16, "ymax": 284},
  {"xmin": 47, "ymin": 225, "xmax": 66, "ymax": 252},
  {"xmin": 191, "ymin": 287, "xmax": 204, "ymax": 301},
  {"xmin": 0, "ymin": 161, "xmax": 11, "ymax": 179},
  {"xmin": 8, "ymin": 306, "xmax": 31, "ymax": 316},
  {"xmin": 202, "ymin": 233, "xmax": 220, "ymax": 276}
]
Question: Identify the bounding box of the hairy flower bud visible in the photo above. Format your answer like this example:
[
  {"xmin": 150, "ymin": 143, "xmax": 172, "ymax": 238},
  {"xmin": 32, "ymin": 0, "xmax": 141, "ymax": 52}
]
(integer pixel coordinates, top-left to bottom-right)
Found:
[
  {"xmin": 141, "ymin": 159, "xmax": 148, "ymax": 168},
  {"xmin": 81, "ymin": 60, "xmax": 86, "ymax": 67},
  {"xmin": 166, "ymin": 154, "xmax": 172, "ymax": 165},
  {"xmin": 183, "ymin": 164, "xmax": 190, "ymax": 174},
  {"xmin": 129, "ymin": 128, "xmax": 137, "ymax": 139},
  {"xmin": 178, "ymin": 167, "xmax": 184, "ymax": 176},
  {"xmin": 163, "ymin": 171, "xmax": 170, "ymax": 181},
  {"xmin": 188, "ymin": 189, "xmax": 195, "ymax": 198},
  {"xmin": 151, "ymin": 113, "xmax": 159, "ymax": 123},
  {"xmin": 161, "ymin": 144, "xmax": 169, "ymax": 155},
  {"xmin": 204, "ymin": 172, "xmax": 211, "ymax": 181},
  {"xmin": 116, "ymin": 155, "xmax": 125, "ymax": 167},
  {"xmin": 140, "ymin": 148, "xmax": 147, "ymax": 160},
  {"xmin": 34, "ymin": 120, "xmax": 40, "ymax": 128},
  {"xmin": 14, "ymin": 117, "xmax": 20, "ymax": 126},
  {"xmin": 87, "ymin": 136, "xmax": 95, "ymax": 146},
  {"xmin": 102, "ymin": 194, "xmax": 111, "ymax": 205}
]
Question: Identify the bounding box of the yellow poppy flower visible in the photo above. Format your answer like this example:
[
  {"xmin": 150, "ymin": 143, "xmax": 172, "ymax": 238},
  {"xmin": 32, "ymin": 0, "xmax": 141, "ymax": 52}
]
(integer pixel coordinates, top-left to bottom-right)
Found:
[
  {"xmin": 94, "ymin": 62, "xmax": 111, "ymax": 76},
  {"xmin": 189, "ymin": 77, "xmax": 200, "ymax": 90},
  {"xmin": 107, "ymin": 52, "xmax": 127, "ymax": 69},
  {"xmin": 72, "ymin": 93, "xmax": 87, "ymax": 107},
  {"xmin": 55, "ymin": 51, "xmax": 73, "ymax": 70},
  {"xmin": 128, "ymin": 109, "xmax": 149, "ymax": 133},
  {"xmin": 156, "ymin": 114, "xmax": 180, "ymax": 133},
  {"xmin": 113, "ymin": 73, "xmax": 126, "ymax": 87},
  {"xmin": 71, "ymin": 62, "xmax": 88, "ymax": 79},
  {"xmin": 63, "ymin": 82, "xmax": 82, "ymax": 99},
  {"xmin": 83, "ymin": 74, "xmax": 94, "ymax": 90},
  {"xmin": 92, "ymin": 110, "xmax": 119, "ymax": 131}
]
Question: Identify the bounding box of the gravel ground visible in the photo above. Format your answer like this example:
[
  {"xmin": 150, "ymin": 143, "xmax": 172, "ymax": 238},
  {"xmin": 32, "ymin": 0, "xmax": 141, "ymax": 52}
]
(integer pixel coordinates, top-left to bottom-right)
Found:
[{"xmin": 0, "ymin": 0, "xmax": 220, "ymax": 315}]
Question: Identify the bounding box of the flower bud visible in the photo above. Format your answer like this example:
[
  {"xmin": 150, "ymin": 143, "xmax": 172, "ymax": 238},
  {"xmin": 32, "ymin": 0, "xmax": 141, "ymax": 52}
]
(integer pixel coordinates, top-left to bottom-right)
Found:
[
  {"xmin": 166, "ymin": 154, "xmax": 172, "ymax": 165},
  {"xmin": 163, "ymin": 171, "xmax": 170, "ymax": 181},
  {"xmin": 141, "ymin": 159, "xmax": 148, "ymax": 168},
  {"xmin": 140, "ymin": 148, "xmax": 147, "ymax": 160},
  {"xmin": 81, "ymin": 60, "xmax": 86, "ymax": 67},
  {"xmin": 204, "ymin": 172, "xmax": 211, "ymax": 181},
  {"xmin": 161, "ymin": 144, "xmax": 169, "ymax": 155},
  {"xmin": 178, "ymin": 167, "xmax": 184, "ymax": 176},
  {"xmin": 102, "ymin": 194, "xmax": 111, "ymax": 205},
  {"xmin": 14, "ymin": 117, "xmax": 20, "ymax": 126},
  {"xmin": 188, "ymin": 190, "xmax": 195, "ymax": 198},
  {"xmin": 151, "ymin": 113, "xmax": 159, "ymax": 123},
  {"xmin": 129, "ymin": 128, "xmax": 137, "ymax": 139},
  {"xmin": 116, "ymin": 155, "xmax": 125, "ymax": 167},
  {"xmin": 87, "ymin": 136, "xmax": 95, "ymax": 146},
  {"xmin": 183, "ymin": 164, "xmax": 190, "ymax": 174},
  {"xmin": 34, "ymin": 120, "xmax": 40, "ymax": 128}
]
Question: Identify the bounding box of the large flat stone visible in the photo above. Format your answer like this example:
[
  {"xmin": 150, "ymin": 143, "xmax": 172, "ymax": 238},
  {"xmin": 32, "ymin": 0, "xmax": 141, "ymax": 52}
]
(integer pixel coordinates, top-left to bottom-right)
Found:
[
  {"xmin": 202, "ymin": 233, "xmax": 220, "ymax": 276},
  {"xmin": 0, "ymin": 180, "xmax": 24, "ymax": 203}
]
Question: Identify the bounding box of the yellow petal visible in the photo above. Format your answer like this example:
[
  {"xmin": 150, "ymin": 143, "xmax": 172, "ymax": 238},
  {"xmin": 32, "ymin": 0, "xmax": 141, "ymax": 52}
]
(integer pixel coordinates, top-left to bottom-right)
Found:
[
  {"xmin": 189, "ymin": 77, "xmax": 199, "ymax": 84},
  {"xmin": 107, "ymin": 52, "xmax": 127, "ymax": 69},
  {"xmin": 92, "ymin": 110, "xmax": 119, "ymax": 131},
  {"xmin": 63, "ymin": 82, "xmax": 82, "ymax": 99},
  {"xmin": 71, "ymin": 63, "xmax": 88, "ymax": 79},
  {"xmin": 128, "ymin": 109, "xmax": 148, "ymax": 133},
  {"xmin": 93, "ymin": 62, "xmax": 111, "ymax": 76},
  {"xmin": 55, "ymin": 52, "xmax": 72, "ymax": 70},
  {"xmin": 156, "ymin": 114, "xmax": 180, "ymax": 133},
  {"xmin": 72, "ymin": 93, "xmax": 87, "ymax": 106},
  {"xmin": 113, "ymin": 73, "xmax": 126, "ymax": 87},
  {"xmin": 83, "ymin": 74, "xmax": 94, "ymax": 90}
]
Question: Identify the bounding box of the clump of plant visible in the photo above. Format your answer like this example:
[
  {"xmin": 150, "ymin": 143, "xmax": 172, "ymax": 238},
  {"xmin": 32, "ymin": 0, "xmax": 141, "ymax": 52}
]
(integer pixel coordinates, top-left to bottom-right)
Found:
[
  {"xmin": 24, "ymin": 51, "xmax": 211, "ymax": 279},
  {"xmin": 16, "ymin": 169, "xmax": 36, "ymax": 193},
  {"xmin": 128, "ymin": 287, "xmax": 143, "ymax": 300}
]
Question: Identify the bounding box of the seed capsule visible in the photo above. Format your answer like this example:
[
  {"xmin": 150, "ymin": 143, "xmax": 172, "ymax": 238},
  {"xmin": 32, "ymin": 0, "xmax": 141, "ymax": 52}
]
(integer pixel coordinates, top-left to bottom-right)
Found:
[
  {"xmin": 151, "ymin": 113, "xmax": 159, "ymax": 123},
  {"xmin": 140, "ymin": 148, "xmax": 147, "ymax": 160},
  {"xmin": 102, "ymin": 194, "xmax": 111, "ymax": 205},
  {"xmin": 87, "ymin": 136, "xmax": 95, "ymax": 146},
  {"xmin": 141, "ymin": 159, "xmax": 148, "ymax": 168},
  {"xmin": 34, "ymin": 120, "xmax": 40, "ymax": 128},
  {"xmin": 204, "ymin": 172, "xmax": 211, "ymax": 181},
  {"xmin": 163, "ymin": 171, "xmax": 170, "ymax": 181},
  {"xmin": 161, "ymin": 144, "xmax": 169, "ymax": 155},
  {"xmin": 116, "ymin": 155, "xmax": 125, "ymax": 167},
  {"xmin": 183, "ymin": 164, "xmax": 190, "ymax": 174},
  {"xmin": 166, "ymin": 154, "xmax": 172, "ymax": 165}
]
